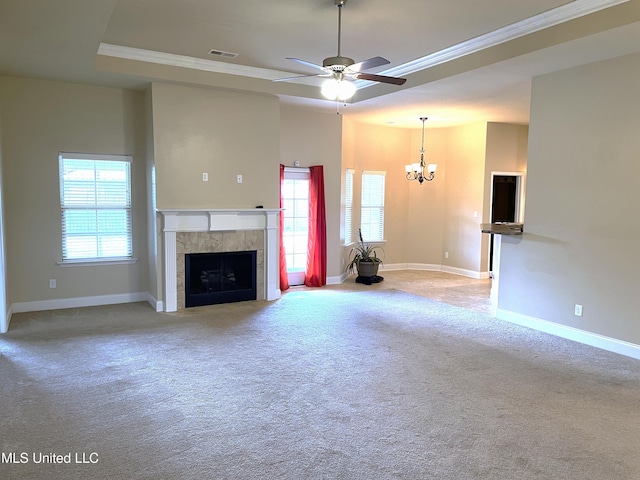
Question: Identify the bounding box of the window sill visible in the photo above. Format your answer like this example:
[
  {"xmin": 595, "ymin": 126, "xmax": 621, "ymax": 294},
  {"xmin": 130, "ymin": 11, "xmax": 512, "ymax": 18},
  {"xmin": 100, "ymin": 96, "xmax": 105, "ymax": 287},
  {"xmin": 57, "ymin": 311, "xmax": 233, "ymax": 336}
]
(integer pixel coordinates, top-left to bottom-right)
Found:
[{"xmin": 57, "ymin": 258, "xmax": 138, "ymax": 267}]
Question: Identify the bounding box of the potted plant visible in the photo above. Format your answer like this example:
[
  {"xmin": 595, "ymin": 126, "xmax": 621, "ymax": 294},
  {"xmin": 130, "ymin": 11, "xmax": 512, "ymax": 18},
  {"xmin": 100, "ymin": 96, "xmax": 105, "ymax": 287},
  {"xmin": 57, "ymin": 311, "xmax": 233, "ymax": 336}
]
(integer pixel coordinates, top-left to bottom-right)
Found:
[{"xmin": 345, "ymin": 228, "xmax": 384, "ymax": 278}]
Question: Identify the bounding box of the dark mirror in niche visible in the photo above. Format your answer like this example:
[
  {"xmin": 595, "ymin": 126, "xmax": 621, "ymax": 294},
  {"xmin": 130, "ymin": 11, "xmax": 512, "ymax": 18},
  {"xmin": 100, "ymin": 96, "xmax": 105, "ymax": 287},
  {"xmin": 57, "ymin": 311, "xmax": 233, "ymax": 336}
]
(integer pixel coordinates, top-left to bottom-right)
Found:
[{"xmin": 185, "ymin": 250, "xmax": 257, "ymax": 308}]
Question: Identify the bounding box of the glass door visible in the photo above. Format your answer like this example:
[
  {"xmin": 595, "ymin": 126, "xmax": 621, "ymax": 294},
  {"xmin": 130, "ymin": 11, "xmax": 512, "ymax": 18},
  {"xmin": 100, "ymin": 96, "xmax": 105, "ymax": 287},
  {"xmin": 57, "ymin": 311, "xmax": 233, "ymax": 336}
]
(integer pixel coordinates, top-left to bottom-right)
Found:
[{"xmin": 281, "ymin": 169, "xmax": 310, "ymax": 286}]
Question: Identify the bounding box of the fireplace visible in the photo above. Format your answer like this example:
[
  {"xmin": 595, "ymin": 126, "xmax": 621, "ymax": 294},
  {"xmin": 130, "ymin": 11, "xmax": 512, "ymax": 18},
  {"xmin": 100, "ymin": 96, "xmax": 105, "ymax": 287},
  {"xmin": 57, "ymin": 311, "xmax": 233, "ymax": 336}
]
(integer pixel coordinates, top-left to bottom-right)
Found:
[
  {"xmin": 185, "ymin": 250, "xmax": 257, "ymax": 307},
  {"xmin": 159, "ymin": 209, "xmax": 281, "ymax": 312}
]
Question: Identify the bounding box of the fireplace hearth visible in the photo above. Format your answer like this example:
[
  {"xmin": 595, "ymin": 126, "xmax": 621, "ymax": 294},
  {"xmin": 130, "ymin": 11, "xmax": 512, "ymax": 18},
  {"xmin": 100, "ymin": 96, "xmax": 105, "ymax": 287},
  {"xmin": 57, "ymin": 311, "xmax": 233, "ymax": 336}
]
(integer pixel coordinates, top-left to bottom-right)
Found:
[{"xmin": 185, "ymin": 250, "xmax": 257, "ymax": 308}]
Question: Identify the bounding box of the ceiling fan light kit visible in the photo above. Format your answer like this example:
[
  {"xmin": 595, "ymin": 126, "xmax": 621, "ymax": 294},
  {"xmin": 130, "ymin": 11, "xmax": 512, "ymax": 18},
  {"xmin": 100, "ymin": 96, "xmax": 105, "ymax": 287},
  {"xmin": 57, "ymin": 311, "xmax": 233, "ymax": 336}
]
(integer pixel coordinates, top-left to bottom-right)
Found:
[
  {"xmin": 321, "ymin": 76, "xmax": 357, "ymax": 101},
  {"xmin": 275, "ymin": 0, "xmax": 406, "ymax": 101}
]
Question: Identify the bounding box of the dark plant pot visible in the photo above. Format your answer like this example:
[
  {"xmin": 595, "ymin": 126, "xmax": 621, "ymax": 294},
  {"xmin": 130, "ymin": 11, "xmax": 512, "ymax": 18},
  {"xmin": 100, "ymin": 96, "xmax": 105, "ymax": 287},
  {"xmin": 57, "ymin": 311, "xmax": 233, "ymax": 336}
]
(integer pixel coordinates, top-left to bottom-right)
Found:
[{"xmin": 357, "ymin": 261, "xmax": 380, "ymax": 278}]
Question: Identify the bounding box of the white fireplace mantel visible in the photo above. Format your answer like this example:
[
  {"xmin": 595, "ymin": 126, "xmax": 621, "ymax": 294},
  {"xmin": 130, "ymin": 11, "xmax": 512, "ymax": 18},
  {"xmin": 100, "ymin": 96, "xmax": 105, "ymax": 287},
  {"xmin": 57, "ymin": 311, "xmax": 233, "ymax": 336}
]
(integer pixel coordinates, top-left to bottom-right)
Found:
[{"xmin": 158, "ymin": 208, "xmax": 282, "ymax": 312}]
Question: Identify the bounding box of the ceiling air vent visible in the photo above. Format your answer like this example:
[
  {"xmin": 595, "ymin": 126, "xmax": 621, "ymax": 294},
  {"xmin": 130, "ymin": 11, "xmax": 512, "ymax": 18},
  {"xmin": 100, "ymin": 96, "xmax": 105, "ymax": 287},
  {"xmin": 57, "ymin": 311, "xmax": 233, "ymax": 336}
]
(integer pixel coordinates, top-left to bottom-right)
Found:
[{"xmin": 208, "ymin": 49, "xmax": 238, "ymax": 59}]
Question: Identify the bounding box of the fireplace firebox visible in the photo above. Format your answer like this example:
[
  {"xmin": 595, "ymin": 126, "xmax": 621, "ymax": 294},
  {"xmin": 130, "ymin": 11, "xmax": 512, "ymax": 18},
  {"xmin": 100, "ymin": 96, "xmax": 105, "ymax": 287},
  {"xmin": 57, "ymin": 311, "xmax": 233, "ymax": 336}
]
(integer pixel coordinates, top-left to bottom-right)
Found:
[{"xmin": 185, "ymin": 250, "xmax": 257, "ymax": 308}]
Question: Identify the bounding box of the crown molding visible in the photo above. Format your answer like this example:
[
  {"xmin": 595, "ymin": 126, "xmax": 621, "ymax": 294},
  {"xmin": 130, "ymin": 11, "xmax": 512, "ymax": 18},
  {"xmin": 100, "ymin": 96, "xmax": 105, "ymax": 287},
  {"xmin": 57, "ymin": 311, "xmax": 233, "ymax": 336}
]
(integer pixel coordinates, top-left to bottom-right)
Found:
[
  {"xmin": 356, "ymin": 0, "xmax": 630, "ymax": 87},
  {"xmin": 98, "ymin": 0, "xmax": 629, "ymax": 91},
  {"xmin": 97, "ymin": 43, "xmax": 295, "ymax": 81}
]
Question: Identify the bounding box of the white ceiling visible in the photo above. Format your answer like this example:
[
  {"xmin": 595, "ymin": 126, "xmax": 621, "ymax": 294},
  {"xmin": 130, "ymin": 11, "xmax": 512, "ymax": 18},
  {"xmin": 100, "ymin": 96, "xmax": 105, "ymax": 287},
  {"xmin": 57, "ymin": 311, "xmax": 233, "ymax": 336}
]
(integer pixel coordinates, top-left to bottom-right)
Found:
[{"xmin": 1, "ymin": 0, "xmax": 640, "ymax": 128}]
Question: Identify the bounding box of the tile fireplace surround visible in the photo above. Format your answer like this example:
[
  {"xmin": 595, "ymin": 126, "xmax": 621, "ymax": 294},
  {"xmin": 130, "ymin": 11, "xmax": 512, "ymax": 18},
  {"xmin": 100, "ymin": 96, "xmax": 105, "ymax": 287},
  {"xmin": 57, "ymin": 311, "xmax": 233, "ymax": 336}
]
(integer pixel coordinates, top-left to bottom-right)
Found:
[{"xmin": 159, "ymin": 209, "xmax": 282, "ymax": 312}]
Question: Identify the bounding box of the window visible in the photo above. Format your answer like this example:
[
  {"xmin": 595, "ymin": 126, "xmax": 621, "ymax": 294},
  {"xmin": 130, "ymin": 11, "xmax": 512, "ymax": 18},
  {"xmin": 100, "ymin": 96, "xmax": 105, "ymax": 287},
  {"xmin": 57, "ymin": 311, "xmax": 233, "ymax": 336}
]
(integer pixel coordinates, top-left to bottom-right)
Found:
[
  {"xmin": 59, "ymin": 153, "xmax": 133, "ymax": 262},
  {"xmin": 361, "ymin": 170, "xmax": 386, "ymax": 242},
  {"xmin": 344, "ymin": 168, "xmax": 354, "ymax": 244}
]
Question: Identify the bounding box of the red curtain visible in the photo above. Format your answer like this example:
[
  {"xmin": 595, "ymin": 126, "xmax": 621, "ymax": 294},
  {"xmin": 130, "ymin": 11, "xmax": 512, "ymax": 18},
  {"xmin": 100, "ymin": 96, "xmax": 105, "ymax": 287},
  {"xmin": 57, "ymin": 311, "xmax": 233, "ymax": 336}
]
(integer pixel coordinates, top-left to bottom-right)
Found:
[
  {"xmin": 304, "ymin": 165, "xmax": 327, "ymax": 287},
  {"xmin": 279, "ymin": 164, "xmax": 290, "ymax": 292}
]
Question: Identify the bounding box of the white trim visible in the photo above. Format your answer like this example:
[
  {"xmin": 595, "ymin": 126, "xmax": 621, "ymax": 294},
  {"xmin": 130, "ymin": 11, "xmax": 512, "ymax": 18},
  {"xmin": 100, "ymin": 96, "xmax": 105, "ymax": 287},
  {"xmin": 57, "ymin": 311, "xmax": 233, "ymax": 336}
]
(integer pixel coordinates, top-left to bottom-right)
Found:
[
  {"xmin": 283, "ymin": 166, "xmax": 311, "ymax": 173},
  {"xmin": 497, "ymin": 309, "xmax": 640, "ymax": 361},
  {"xmin": 98, "ymin": 43, "xmax": 297, "ymax": 81},
  {"xmin": 403, "ymin": 263, "xmax": 443, "ymax": 272},
  {"xmin": 98, "ymin": 1, "xmax": 628, "ymax": 95},
  {"xmin": 164, "ymin": 231, "xmax": 177, "ymax": 312},
  {"xmin": 441, "ymin": 265, "xmax": 490, "ymax": 279},
  {"xmin": 490, "ymin": 171, "xmax": 525, "ymax": 223},
  {"xmin": 372, "ymin": 263, "xmax": 489, "ymax": 279},
  {"xmin": 59, "ymin": 152, "xmax": 132, "ymax": 163},
  {"xmin": 355, "ymin": 0, "xmax": 630, "ymax": 88},
  {"xmin": 145, "ymin": 292, "xmax": 163, "ymax": 312},
  {"xmin": 2, "ymin": 304, "xmax": 13, "ymax": 334},
  {"xmin": 159, "ymin": 208, "xmax": 282, "ymax": 233},
  {"xmin": 9, "ymin": 292, "xmax": 151, "ymax": 315},
  {"xmin": 159, "ymin": 209, "xmax": 282, "ymax": 312},
  {"xmin": 326, "ymin": 274, "xmax": 345, "ymax": 285},
  {"xmin": 57, "ymin": 257, "xmax": 138, "ymax": 267}
]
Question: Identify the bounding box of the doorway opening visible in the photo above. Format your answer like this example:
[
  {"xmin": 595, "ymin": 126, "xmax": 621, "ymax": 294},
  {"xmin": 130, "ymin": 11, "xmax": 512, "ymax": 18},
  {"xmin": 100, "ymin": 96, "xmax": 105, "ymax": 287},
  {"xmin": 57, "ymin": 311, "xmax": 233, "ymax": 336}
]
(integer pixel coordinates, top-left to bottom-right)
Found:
[
  {"xmin": 281, "ymin": 168, "xmax": 310, "ymax": 286},
  {"xmin": 489, "ymin": 172, "xmax": 524, "ymax": 274}
]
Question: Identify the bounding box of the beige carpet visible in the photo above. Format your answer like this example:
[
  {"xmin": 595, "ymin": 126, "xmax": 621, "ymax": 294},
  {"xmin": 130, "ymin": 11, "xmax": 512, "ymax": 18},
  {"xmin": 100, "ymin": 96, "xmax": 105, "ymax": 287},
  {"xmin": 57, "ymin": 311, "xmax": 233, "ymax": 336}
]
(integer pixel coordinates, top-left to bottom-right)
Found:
[{"xmin": 1, "ymin": 282, "xmax": 639, "ymax": 479}]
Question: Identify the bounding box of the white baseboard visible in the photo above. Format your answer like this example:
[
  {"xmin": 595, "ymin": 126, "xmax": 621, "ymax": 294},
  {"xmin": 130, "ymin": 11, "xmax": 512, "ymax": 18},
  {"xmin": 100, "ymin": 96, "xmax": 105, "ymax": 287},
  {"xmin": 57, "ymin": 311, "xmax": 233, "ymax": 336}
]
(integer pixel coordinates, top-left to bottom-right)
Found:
[
  {"xmin": 155, "ymin": 300, "xmax": 164, "ymax": 312},
  {"xmin": 380, "ymin": 263, "xmax": 489, "ymax": 279},
  {"xmin": 2, "ymin": 304, "xmax": 13, "ymax": 333},
  {"xmin": 441, "ymin": 265, "xmax": 490, "ymax": 279},
  {"xmin": 405, "ymin": 263, "xmax": 442, "ymax": 272},
  {"xmin": 145, "ymin": 292, "xmax": 164, "ymax": 312},
  {"xmin": 3, "ymin": 293, "xmax": 162, "ymax": 332},
  {"xmin": 497, "ymin": 309, "xmax": 640, "ymax": 360},
  {"xmin": 327, "ymin": 274, "xmax": 347, "ymax": 285}
]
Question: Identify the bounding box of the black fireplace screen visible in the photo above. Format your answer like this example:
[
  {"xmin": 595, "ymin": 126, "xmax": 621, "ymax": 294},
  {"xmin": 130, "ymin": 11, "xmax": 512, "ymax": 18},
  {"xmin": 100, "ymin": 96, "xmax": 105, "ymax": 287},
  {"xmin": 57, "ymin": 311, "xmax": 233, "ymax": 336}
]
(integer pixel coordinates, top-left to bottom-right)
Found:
[{"xmin": 185, "ymin": 250, "xmax": 257, "ymax": 308}]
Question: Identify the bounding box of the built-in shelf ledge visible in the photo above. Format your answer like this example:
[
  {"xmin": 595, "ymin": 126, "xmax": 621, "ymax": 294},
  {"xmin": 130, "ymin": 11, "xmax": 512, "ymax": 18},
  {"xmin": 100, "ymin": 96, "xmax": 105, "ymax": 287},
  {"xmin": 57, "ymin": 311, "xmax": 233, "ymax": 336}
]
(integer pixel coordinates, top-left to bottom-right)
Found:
[
  {"xmin": 481, "ymin": 222, "xmax": 524, "ymax": 235},
  {"xmin": 158, "ymin": 208, "xmax": 282, "ymax": 312}
]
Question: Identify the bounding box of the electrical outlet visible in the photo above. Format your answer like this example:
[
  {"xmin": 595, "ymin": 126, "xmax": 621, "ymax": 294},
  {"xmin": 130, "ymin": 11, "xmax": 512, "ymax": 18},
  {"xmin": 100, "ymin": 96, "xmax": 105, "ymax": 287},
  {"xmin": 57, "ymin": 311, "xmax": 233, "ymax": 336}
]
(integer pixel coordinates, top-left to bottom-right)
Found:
[
  {"xmin": 237, "ymin": 174, "xmax": 243, "ymax": 184},
  {"xmin": 444, "ymin": 252, "xmax": 449, "ymax": 259},
  {"xmin": 202, "ymin": 172, "xmax": 208, "ymax": 182},
  {"xmin": 49, "ymin": 279, "xmax": 56, "ymax": 289},
  {"xmin": 574, "ymin": 304, "xmax": 583, "ymax": 317}
]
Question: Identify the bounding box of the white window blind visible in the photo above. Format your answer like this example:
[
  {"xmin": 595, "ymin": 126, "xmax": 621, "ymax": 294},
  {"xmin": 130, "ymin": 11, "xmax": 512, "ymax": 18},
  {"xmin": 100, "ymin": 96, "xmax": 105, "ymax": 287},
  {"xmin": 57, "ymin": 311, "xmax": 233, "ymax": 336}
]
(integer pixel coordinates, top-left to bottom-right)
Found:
[
  {"xmin": 344, "ymin": 168, "xmax": 354, "ymax": 244},
  {"xmin": 361, "ymin": 170, "xmax": 385, "ymax": 242},
  {"xmin": 59, "ymin": 153, "xmax": 132, "ymax": 262}
]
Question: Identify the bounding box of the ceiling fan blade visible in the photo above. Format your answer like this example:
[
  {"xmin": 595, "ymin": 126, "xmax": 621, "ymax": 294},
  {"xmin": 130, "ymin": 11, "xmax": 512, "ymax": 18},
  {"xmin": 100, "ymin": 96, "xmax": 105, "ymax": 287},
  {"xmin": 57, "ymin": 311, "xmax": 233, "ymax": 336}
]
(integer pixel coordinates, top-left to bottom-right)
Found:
[
  {"xmin": 348, "ymin": 56, "xmax": 390, "ymax": 72},
  {"xmin": 286, "ymin": 57, "xmax": 326, "ymax": 71},
  {"xmin": 354, "ymin": 72, "xmax": 407, "ymax": 85}
]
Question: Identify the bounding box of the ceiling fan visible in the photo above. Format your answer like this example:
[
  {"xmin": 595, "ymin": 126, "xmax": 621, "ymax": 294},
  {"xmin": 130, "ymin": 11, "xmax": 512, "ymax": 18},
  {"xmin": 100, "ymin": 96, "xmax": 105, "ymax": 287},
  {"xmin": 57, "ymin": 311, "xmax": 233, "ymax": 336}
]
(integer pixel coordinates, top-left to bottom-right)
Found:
[{"xmin": 274, "ymin": 0, "xmax": 406, "ymax": 100}]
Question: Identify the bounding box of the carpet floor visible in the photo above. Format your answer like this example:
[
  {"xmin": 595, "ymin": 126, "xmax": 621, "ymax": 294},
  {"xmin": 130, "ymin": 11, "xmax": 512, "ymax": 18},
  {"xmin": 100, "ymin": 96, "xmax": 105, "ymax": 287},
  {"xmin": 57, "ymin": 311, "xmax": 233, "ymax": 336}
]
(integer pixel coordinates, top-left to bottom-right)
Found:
[{"xmin": 1, "ymin": 286, "xmax": 639, "ymax": 479}]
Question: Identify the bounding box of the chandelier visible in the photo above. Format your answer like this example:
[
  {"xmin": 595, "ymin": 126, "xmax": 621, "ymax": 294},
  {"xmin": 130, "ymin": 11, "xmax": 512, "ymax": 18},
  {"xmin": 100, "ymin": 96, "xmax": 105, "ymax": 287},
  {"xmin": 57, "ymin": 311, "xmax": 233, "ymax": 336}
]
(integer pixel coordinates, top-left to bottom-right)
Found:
[{"xmin": 405, "ymin": 117, "xmax": 437, "ymax": 184}]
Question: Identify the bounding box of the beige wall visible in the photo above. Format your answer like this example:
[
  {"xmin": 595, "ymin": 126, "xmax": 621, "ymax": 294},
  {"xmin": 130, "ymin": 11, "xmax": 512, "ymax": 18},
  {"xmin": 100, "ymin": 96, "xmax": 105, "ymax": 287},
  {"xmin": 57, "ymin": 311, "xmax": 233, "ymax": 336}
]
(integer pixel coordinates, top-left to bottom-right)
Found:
[
  {"xmin": 341, "ymin": 119, "xmax": 413, "ymax": 268},
  {"xmin": 442, "ymin": 122, "xmax": 488, "ymax": 274},
  {"xmin": 151, "ymin": 82, "xmax": 280, "ymax": 210},
  {"xmin": 279, "ymin": 105, "xmax": 343, "ymax": 279},
  {"xmin": 0, "ymin": 76, "xmax": 148, "ymax": 305},
  {"xmin": 404, "ymin": 126, "xmax": 446, "ymax": 266},
  {"xmin": 499, "ymin": 53, "xmax": 640, "ymax": 345}
]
